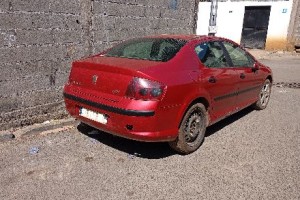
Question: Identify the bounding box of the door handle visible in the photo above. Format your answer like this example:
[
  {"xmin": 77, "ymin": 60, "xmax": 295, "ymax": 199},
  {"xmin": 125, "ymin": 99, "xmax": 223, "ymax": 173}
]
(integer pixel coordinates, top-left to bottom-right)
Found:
[
  {"xmin": 208, "ymin": 76, "xmax": 217, "ymax": 83},
  {"xmin": 240, "ymin": 73, "xmax": 246, "ymax": 79}
]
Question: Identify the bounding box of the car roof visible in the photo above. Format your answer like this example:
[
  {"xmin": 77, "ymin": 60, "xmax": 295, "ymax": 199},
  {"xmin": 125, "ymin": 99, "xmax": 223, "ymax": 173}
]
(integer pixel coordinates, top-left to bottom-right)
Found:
[{"xmin": 145, "ymin": 34, "xmax": 208, "ymax": 41}]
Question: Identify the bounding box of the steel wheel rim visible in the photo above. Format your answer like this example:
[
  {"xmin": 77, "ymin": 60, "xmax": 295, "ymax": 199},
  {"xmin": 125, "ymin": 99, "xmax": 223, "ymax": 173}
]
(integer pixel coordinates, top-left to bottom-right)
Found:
[
  {"xmin": 260, "ymin": 82, "xmax": 271, "ymax": 107},
  {"xmin": 184, "ymin": 111, "xmax": 204, "ymax": 144}
]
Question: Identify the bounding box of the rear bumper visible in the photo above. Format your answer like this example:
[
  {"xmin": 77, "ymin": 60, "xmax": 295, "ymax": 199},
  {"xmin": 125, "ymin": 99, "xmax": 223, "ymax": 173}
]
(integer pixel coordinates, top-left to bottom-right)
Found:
[
  {"xmin": 63, "ymin": 93, "xmax": 154, "ymax": 117},
  {"xmin": 63, "ymin": 92, "xmax": 178, "ymax": 142}
]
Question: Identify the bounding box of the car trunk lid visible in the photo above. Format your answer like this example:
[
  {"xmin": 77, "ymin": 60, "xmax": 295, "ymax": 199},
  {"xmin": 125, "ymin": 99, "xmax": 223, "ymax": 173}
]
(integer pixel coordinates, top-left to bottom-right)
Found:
[{"xmin": 68, "ymin": 55, "xmax": 160, "ymax": 100}]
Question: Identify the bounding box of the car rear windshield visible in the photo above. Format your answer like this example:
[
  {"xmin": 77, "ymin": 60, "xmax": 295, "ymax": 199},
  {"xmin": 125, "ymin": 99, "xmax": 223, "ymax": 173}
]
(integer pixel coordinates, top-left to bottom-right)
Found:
[{"xmin": 105, "ymin": 38, "xmax": 187, "ymax": 62}]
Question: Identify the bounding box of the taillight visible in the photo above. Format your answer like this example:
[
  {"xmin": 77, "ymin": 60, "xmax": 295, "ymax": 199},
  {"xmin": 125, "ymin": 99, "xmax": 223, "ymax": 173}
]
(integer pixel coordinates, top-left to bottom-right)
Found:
[{"xmin": 126, "ymin": 77, "xmax": 166, "ymax": 101}]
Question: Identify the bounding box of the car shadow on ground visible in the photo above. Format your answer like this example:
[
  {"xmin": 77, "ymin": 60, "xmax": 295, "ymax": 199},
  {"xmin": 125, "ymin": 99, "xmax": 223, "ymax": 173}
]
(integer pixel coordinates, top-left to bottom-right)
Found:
[
  {"xmin": 205, "ymin": 107, "xmax": 254, "ymax": 137},
  {"xmin": 77, "ymin": 107, "xmax": 254, "ymax": 159},
  {"xmin": 77, "ymin": 123, "xmax": 175, "ymax": 159}
]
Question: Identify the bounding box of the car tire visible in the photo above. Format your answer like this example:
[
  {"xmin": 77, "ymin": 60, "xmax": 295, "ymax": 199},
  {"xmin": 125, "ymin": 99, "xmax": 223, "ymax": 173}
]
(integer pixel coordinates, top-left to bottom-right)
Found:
[
  {"xmin": 169, "ymin": 103, "xmax": 207, "ymax": 154},
  {"xmin": 252, "ymin": 79, "xmax": 272, "ymax": 110}
]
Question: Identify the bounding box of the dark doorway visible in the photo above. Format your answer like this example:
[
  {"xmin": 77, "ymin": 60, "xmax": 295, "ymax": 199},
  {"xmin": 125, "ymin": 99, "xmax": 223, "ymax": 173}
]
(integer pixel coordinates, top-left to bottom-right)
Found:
[{"xmin": 240, "ymin": 6, "xmax": 271, "ymax": 49}]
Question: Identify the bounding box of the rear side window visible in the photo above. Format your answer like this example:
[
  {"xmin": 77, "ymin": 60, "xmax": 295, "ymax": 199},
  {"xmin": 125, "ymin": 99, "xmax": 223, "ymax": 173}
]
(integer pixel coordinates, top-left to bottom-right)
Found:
[
  {"xmin": 223, "ymin": 42, "xmax": 254, "ymax": 67},
  {"xmin": 195, "ymin": 41, "xmax": 229, "ymax": 68},
  {"xmin": 105, "ymin": 38, "xmax": 187, "ymax": 62}
]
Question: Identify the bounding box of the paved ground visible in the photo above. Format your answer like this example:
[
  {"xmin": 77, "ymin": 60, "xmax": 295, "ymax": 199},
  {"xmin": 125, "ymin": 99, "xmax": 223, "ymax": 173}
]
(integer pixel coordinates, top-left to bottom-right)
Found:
[{"xmin": 1, "ymin": 52, "xmax": 300, "ymax": 200}]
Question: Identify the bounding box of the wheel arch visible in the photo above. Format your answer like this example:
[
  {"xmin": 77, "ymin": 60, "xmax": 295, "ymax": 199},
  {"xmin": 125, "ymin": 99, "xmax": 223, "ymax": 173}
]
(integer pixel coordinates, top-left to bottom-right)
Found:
[
  {"xmin": 189, "ymin": 97, "xmax": 210, "ymax": 111},
  {"xmin": 177, "ymin": 96, "xmax": 210, "ymax": 128},
  {"xmin": 266, "ymin": 75, "xmax": 273, "ymax": 83}
]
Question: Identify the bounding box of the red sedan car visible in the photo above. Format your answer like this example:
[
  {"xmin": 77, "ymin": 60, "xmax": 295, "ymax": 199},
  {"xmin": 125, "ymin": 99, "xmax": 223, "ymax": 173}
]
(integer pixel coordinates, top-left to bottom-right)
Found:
[{"xmin": 63, "ymin": 35, "xmax": 272, "ymax": 154}]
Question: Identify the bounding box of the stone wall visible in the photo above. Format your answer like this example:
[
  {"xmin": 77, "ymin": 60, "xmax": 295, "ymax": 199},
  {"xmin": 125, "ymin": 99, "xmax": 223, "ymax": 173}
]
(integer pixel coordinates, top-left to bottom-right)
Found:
[{"xmin": 0, "ymin": 0, "xmax": 197, "ymax": 130}]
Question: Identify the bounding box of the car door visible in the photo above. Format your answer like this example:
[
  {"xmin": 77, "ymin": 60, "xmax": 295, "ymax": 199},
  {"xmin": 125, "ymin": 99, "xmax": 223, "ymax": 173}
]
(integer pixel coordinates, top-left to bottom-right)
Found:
[
  {"xmin": 194, "ymin": 41, "xmax": 239, "ymax": 123},
  {"xmin": 222, "ymin": 41, "xmax": 264, "ymax": 109}
]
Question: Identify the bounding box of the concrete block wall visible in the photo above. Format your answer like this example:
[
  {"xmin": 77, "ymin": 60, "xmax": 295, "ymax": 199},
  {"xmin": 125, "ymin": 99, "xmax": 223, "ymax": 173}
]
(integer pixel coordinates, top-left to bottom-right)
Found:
[
  {"xmin": 288, "ymin": 0, "xmax": 300, "ymax": 49},
  {"xmin": 0, "ymin": 0, "xmax": 196, "ymax": 130},
  {"xmin": 91, "ymin": 0, "xmax": 196, "ymax": 52},
  {"xmin": 293, "ymin": 0, "xmax": 300, "ymax": 45}
]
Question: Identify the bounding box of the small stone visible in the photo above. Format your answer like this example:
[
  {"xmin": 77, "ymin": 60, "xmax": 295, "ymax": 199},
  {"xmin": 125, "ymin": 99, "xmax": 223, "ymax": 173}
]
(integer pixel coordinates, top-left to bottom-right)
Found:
[
  {"xmin": 127, "ymin": 154, "xmax": 135, "ymax": 159},
  {"xmin": 89, "ymin": 138, "xmax": 98, "ymax": 144},
  {"xmin": 4, "ymin": 133, "xmax": 15, "ymax": 139},
  {"xmin": 85, "ymin": 157, "xmax": 94, "ymax": 162},
  {"xmin": 0, "ymin": 133, "xmax": 16, "ymax": 142}
]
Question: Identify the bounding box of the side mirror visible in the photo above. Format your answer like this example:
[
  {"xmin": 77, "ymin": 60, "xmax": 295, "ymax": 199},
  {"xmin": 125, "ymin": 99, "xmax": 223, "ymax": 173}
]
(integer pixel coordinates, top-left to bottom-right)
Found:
[{"xmin": 252, "ymin": 63, "xmax": 259, "ymax": 72}]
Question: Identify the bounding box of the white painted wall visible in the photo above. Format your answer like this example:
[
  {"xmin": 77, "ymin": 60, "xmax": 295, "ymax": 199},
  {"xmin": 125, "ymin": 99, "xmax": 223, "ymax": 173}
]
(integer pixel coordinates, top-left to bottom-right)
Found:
[{"xmin": 196, "ymin": 0, "xmax": 293, "ymax": 49}]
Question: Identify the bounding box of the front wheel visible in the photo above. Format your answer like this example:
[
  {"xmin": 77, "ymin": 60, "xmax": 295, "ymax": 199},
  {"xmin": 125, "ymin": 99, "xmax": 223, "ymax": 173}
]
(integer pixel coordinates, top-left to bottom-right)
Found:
[
  {"xmin": 169, "ymin": 103, "xmax": 208, "ymax": 154},
  {"xmin": 252, "ymin": 79, "xmax": 272, "ymax": 110}
]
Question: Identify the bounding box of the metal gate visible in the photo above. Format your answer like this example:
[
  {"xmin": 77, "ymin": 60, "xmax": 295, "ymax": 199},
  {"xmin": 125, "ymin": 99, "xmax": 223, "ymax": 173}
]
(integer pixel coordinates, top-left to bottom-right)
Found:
[{"xmin": 240, "ymin": 6, "xmax": 271, "ymax": 49}]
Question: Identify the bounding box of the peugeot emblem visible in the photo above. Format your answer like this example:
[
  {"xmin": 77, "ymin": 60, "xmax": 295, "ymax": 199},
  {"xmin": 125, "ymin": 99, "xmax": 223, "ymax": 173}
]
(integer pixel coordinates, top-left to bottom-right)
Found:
[
  {"xmin": 92, "ymin": 75, "xmax": 98, "ymax": 84},
  {"xmin": 112, "ymin": 89, "xmax": 120, "ymax": 95}
]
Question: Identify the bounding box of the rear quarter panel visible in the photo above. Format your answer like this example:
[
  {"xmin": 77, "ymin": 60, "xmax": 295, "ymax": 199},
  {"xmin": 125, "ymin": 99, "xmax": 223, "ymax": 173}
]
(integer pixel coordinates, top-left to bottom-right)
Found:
[{"xmin": 141, "ymin": 43, "xmax": 212, "ymax": 128}]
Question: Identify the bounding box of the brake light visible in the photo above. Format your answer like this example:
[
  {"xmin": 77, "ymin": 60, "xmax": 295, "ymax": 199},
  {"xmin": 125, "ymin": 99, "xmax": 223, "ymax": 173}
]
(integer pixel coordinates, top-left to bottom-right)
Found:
[{"xmin": 126, "ymin": 77, "xmax": 166, "ymax": 101}]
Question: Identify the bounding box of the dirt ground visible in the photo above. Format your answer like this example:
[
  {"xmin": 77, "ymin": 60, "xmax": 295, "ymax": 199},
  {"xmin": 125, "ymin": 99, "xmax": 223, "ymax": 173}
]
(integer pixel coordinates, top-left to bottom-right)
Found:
[{"xmin": 1, "ymin": 51, "xmax": 300, "ymax": 200}]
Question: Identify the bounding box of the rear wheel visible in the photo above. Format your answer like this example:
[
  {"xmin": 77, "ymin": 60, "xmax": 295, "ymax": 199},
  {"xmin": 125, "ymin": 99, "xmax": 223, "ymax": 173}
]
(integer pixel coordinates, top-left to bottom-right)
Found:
[
  {"xmin": 252, "ymin": 79, "xmax": 271, "ymax": 110},
  {"xmin": 169, "ymin": 103, "xmax": 207, "ymax": 154}
]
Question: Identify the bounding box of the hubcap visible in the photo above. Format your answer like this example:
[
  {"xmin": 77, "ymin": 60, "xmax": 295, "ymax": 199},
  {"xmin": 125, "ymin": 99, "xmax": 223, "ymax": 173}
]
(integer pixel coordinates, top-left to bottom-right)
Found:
[
  {"xmin": 260, "ymin": 82, "xmax": 271, "ymax": 107},
  {"xmin": 184, "ymin": 113, "xmax": 203, "ymax": 143}
]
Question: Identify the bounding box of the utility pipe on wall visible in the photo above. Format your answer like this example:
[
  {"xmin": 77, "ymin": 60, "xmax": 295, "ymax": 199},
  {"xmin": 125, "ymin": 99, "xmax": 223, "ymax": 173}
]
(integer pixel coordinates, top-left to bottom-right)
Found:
[{"xmin": 208, "ymin": 0, "xmax": 218, "ymax": 36}]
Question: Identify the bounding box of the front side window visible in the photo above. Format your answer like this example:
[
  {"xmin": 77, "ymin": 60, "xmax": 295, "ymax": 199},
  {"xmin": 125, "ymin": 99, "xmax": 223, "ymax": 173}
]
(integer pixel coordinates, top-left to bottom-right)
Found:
[
  {"xmin": 105, "ymin": 38, "xmax": 187, "ymax": 62},
  {"xmin": 223, "ymin": 42, "xmax": 254, "ymax": 67},
  {"xmin": 195, "ymin": 41, "xmax": 229, "ymax": 68}
]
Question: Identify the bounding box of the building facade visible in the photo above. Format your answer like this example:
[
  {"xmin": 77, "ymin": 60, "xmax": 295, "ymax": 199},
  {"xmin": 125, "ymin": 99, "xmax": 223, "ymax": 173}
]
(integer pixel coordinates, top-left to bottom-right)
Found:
[{"xmin": 196, "ymin": 0, "xmax": 300, "ymax": 50}]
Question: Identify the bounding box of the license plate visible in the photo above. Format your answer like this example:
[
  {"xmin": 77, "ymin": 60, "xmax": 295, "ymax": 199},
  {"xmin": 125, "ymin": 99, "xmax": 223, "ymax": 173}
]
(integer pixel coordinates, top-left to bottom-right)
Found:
[{"xmin": 79, "ymin": 107, "xmax": 108, "ymax": 124}]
